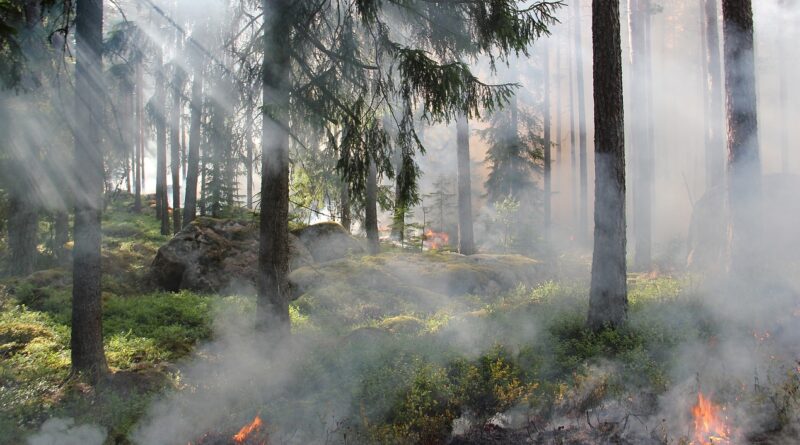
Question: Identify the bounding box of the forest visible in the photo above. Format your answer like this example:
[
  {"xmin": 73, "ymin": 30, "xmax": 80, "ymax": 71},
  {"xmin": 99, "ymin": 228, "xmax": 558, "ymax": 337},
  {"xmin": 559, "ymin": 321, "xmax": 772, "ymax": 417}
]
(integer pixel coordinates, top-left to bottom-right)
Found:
[{"xmin": 0, "ymin": 0, "xmax": 798, "ymax": 444}]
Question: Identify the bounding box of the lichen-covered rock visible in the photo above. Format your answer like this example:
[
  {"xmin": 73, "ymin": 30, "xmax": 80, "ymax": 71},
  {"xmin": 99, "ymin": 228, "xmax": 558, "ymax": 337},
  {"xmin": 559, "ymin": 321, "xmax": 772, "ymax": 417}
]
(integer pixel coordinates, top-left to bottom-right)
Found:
[
  {"xmin": 291, "ymin": 222, "xmax": 364, "ymax": 262},
  {"xmin": 151, "ymin": 217, "xmax": 313, "ymax": 294}
]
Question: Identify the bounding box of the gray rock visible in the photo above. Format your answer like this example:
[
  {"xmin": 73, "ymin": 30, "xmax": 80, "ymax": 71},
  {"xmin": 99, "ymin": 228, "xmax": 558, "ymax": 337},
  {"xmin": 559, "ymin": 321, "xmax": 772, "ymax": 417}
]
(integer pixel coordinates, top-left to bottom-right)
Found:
[
  {"xmin": 151, "ymin": 217, "xmax": 313, "ymax": 294},
  {"xmin": 291, "ymin": 222, "xmax": 365, "ymax": 262}
]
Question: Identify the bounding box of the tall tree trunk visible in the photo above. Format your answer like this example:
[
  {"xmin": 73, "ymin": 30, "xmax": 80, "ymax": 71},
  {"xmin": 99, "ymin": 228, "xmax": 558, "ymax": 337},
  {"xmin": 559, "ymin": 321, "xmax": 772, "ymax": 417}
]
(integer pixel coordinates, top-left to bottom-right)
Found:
[
  {"xmin": 200, "ymin": 113, "xmax": 207, "ymax": 217},
  {"xmin": 543, "ymin": 42, "xmax": 552, "ymax": 243},
  {"xmin": 569, "ymin": 24, "xmax": 578, "ymax": 233},
  {"xmin": 155, "ymin": 49, "xmax": 169, "ymax": 235},
  {"xmin": 245, "ymin": 95, "xmax": 255, "ymax": 210},
  {"xmin": 71, "ymin": 0, "xmax": 107, "ymax": 381},
  {"xmin": 456, "ymin": 114, "xmax": 475, "ymax": 255},
  {"xmin": 125, "ymin": 87, "xmax": 132, "ymax": 195},
  {"xmin": 54, "ymin": 210, "xmax": 69, "ymax": 265},
  {"xmin": 133, "ymin": 62, "xmax": 143, "ymax": 213},
  {"xmin": 183, "ymin": 54, "xmax": 203, "ymax": 226},
  {"xmin": 7, "ymin": 193, "xmax": 37, "ymax": 276},
  {"xmin": 256, "ymin": 0, "xmax": 292, "ymax": 337},
  {"xmin": 574, "ymin": 0, "xmax": 589, "ymax": 245},
  {"xmin": 391, "ymin": 148, "xmax": 405, "ymax": 243},
  {"xmin": 704, "ymin": 0, "xmax": 725, "ymax": 189},
  {"xmin": 629, "ymin": 0, "xmax": 654, "ymax": 271},
  {"xmin": 171, "ymin": 68, "xmax": 184, "ymax": 234},
  {"xmin": 555, "ymin": 36, "xmax": 563, "ymax": 167},
  {"xmin": 365, "ymin": 159, "xmax": 380, "ymax": 254},
  {"xmin": 588, "ymin": 0, "xmax": 628, "ymax": 330},
  {"xmin": 340, "ymin": 180, "xmax": 351, "ymax": 232},
  {"xmin": 5, "ymin": 0, "xmax": 41, "ymax": 277},
  {"xmin": 722, "ymin": 0, "xmax": 761, "ymax": 277}
]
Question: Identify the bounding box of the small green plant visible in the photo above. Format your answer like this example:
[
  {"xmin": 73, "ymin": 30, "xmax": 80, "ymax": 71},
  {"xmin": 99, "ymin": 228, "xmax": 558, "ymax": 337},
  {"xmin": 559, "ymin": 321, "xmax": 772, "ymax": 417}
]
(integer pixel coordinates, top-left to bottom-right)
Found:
[{"xmin": 494, "ymin": 197, "xmax": 521, "ymax": 253}]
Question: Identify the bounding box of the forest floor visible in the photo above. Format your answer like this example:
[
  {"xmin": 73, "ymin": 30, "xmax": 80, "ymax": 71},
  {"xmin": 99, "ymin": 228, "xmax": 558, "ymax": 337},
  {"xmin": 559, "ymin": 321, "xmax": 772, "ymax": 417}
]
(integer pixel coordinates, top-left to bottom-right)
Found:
[{"xmin": 1, "ymin": 197, "xmax": 799, "ymax": 444}]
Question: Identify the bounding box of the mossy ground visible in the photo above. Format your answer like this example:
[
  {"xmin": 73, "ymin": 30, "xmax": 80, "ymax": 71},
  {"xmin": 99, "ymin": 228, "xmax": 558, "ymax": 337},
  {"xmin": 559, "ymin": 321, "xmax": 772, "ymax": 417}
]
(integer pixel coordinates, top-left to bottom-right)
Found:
[{"xmin": 1, "ymin": 196, "xmax": 798, "ymax": 444}]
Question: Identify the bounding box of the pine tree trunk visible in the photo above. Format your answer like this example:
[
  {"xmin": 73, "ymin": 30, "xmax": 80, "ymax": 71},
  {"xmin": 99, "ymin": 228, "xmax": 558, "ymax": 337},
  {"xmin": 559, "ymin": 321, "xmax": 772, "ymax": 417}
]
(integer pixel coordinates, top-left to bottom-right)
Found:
[
  {"xmin": 209, "ymin": 98, "xmax": 223, "ymax": 218},
  {"xmin": 365, "ymin": 159, "xmax": 380, "ymax": 255},
  {"xmin": 704, "ymin": 0, "xmax": 725, "ymax": 189},
  {"xmin": 171, "ymin": 68, "xmax": 183, "ymax": 234},
  {"xmin": 456, "ymin": 114, "xmax": 475, "ymax": 255},
  {"xmin": 133, "ymin": 62, "xmax": 143, "ymax": 213},
  {"xmin": 569, "ymin": 25, "xmax": 579, "ymax": 233},
  {"xmin": 71, "ymin": 0, "xmax": 107, "ymax": 381},
  {"xmin": 7, "ymin": 192, "xmax": 38, "ymax": 276},
  {"xmin": 722, "ymin": 0, "xmax": 761, "ymax": 278},
  {"xmin": 256, "ymin": 0, "xmax": 292, "ymax": 337},
  {"xmin": 575, "ymin": 0, "xmax": 590, "ymax": 245},
  {"xmin": 246, "ymin": 97, "xmax": 255, "ymax": 210},
  {"xmin": 155, "ymin": 49, "xmax": 169, "ymax": 235},
  {"xmin": 543, "ymin": 42, "xmax": 552, "ymax": 243},
  {"xmin": 200, "ymin": 115, "xmax": 207, "ymax": 217},
  {"xmin": 183, "ymin": 55, "xmax": 203, "ymax": 226},
  {"xmin": 6, "ymin": 4, "xmax": 39, "ymax": 278},
  {"xmin": 555, "ymin": 37, "xmax": 563, "ymax": 167},
  {"xmin": 588, "ymin": 0, "xmax": 628, "ymax": 330},
  {"xmin": 629, "ymin": 0, "xmax": 654, "ymax": 271},
  {"xmin": 392, "ymin": 148, "xmax": 405, "ymax": 243},
  {"xmin": 340, "ymin": 180, "xmax": 351, "ymax": 232},
  {"xmin": 54, "ymin": 210, "xmax": 69, "ymax": 265}
]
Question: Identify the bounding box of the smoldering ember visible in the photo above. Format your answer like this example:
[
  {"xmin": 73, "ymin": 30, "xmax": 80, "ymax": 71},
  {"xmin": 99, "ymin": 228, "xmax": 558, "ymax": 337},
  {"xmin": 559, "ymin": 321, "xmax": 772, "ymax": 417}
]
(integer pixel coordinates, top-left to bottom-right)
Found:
[{"xmin": 1, "ymin": 0, "xmax": 799, "ymax": 444}]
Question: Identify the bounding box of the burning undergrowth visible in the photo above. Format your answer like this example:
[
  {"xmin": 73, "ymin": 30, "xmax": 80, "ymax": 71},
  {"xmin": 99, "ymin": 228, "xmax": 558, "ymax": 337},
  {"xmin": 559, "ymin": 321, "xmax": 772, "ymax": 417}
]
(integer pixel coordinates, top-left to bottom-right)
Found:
[{"xmin": 122, "ymin": 268, "xmax": 800, "ymax": 445}]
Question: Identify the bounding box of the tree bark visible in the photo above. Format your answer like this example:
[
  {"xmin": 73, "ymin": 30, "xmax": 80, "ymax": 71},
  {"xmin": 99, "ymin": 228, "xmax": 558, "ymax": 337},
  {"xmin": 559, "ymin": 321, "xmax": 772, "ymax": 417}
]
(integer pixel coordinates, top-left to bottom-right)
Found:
[
  {"xmin": 210, "ymin": 96, "xmax": 224, "ymax": 218},
  {"xmin": 5, "ymin": 1, "xmax": 41, "ymax": 277},
  {"xmin": 340, "ymin": 180, "xmax": 351, "ymax": 232},
  {"xmin": 54, "ymin": 210, "xmax": 69, "ymax": 265},
  {"xmin": 155, "ymin": 49, "xmax": 169, "ymax": 235},
  {"xmin": 391, "ymin": 148, "xmax": 405, "ymax": 243},
  {"xmin": 245, "ymin": 95, "xmax": 255, "ymax": 210},
  {"xmin": 456, "ymin": 114, "xmax": 475, "ymax": 255},
  {"xmin": 365, "ymin": 159, "xmax": 380, "ymax": 254},
  {"xmin": 704, "ymin": 0, "xmax": 725, "ymax": 190},
  {"xmin": 133, "ymin": 62, "xmax": 143, "ymax": 213},
  {"xmin": 721, "ymin": 0, "xmax": 761, "ymax": 278},
  {"xmin": 588, "ymin": 0, "xmax": 628, "ymax": 330},
  {"xmin": 170, "ymin": 67, "xmax": 183, "ymax": 234},
  {"xmin": 543, "ymin": 42, "xmax": 552, "ymax": 243},
  {"xmin": 71, "ymin": 0, "xmax": 107, "ymax": 381},
  {"xmin": 183, "ymin": 53, "xmax": 203, "ymax": 226},
  {"xmin": 256, "ymin": 0, "xmax": 292, "ymax": 337},
  {"xmin": 7, "ymin": 192, "xmax": 38, "ymax": 276},
  {"xmin": 555, "ymin": 36, "xmax": 563, "ymax": 167},
  {"xmin": 569, "ymin": 24, "xmax": 578, "ymax": 233},
  {"xmin": 629, "ymin": 0, "xmax": 654, "ymax": 271},
  {"xmin": 574, "ymin": 0, "xmax": 590, "ymax": 245}
]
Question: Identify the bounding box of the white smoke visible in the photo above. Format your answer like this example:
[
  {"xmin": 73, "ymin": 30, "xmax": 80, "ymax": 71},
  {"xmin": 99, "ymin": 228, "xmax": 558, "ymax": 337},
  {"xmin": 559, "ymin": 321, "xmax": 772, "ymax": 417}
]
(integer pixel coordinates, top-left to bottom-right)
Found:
[{"xmin": 26, "ymin": 418, "xmax": 107, "ymax": 445}]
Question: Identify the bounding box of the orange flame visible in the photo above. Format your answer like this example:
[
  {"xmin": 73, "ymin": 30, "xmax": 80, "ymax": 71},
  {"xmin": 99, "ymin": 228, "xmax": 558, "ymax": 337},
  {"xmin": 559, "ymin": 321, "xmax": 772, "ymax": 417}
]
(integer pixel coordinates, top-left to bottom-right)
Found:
[
  {"xmin": 424, "ymin": 229, "xmax": 449, "ymax": 250},
  {"xmin": 691, "ymin": 393, "xmax": 730, "ymax": 445},
  {"xmin": 233, "ymin": 416, "xmax": 264, "ymax": 444}
]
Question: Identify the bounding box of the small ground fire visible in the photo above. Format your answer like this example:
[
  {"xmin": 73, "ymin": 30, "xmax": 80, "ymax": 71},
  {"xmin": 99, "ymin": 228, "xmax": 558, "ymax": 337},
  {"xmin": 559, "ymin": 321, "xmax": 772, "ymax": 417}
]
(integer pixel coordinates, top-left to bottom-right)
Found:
[{"xmin": 691, "ymin": 392, "xmax": 731, "ymax": 445}]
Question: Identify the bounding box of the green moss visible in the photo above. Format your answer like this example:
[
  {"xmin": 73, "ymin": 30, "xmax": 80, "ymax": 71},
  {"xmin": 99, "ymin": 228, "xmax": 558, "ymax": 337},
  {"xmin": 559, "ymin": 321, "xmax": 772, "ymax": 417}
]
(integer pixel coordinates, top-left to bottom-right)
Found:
[{"xmin": 378, "ymin": 315, "xmax": 424, "ymax": 334}]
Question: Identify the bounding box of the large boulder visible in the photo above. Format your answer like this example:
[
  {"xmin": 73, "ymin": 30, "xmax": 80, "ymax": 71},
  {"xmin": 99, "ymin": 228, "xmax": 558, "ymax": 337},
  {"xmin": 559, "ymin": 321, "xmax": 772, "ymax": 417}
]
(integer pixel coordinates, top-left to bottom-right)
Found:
[
  {"xmin": 151, "ymin": 218, "xmax": 313, "ymax": 294},
  {"xmin": 688, "ymin": 173, "xmax": 800, "ymax": 271},
  {"xmin": 291, "ymin": 222, "xmax": 365, "ymax": 262}
]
